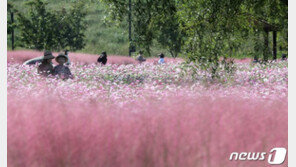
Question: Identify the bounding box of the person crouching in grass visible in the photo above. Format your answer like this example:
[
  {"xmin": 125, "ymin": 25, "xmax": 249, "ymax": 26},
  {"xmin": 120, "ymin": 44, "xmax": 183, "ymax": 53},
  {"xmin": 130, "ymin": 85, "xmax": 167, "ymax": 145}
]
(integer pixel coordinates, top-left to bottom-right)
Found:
[
  {"xmin": 158, "ymin": 53, "xmax": 165, "ymax": 64},
  {"xmin": 97, "ymin": 51, "xmax": 107, "ymax": 65},
  {"xmin": 53, "ymin": 53, "xmax": 74, "ymax": 80},
  {"xmin": 37, "ymin": 51, "xmax": 55, "ymax": 76},
  {"xmin": 136, "ymin": 50, "xmax": 146, "ymax": 64}
]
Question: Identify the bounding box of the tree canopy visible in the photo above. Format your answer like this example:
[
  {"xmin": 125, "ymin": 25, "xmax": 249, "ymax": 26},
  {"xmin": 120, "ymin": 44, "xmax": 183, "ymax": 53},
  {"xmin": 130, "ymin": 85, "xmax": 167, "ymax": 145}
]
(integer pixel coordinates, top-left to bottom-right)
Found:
[
  {"xmin": 101, "ymin": 0, "xmax": 185, "ymax": 57},
  {"xmin": 101, "ymin": 0, "xmax": 287, "ymax": 61},
  {"xmin": 16, "ymin": 0, "xmax": 87, "ymax": 51}
]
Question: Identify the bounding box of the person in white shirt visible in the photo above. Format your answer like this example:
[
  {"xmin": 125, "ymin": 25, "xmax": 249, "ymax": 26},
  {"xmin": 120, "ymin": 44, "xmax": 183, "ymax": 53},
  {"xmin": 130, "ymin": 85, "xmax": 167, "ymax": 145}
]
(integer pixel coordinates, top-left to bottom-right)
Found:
[{"xmin": 158, "ymin": 53, "xmax": 165, "ymax": 64}]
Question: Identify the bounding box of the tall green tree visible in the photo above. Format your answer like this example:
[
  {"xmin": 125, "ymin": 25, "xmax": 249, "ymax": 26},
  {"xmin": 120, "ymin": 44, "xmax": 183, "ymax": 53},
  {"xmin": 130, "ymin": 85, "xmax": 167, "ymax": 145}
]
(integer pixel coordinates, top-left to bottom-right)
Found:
[
  {"xmin": 153, "ymin": 0, "xmax": 184, "ymax": 58},
  {"xmin": 17, "ymin": 0, "xmax": 57, "ymax": 50},
  {"xmin": 177, "ymin": 0, "xmax": 246, "ymax": 75},
  {"xmin": 16, "ymin": 0, "xmax": 87, "ymax": 51},
  {"xmin": 132, "ymin": 0, "xmax": 156, "ymax": 56}
]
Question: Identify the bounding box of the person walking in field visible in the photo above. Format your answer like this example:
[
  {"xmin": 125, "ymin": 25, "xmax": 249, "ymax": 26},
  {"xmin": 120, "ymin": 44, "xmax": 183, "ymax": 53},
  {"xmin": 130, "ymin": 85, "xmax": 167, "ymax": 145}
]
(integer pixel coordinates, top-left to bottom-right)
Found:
[
  {"xmin": 37, "ymin": 51, "xmax": 55, "ymax": 76},
  {"xmin": 53, "ymin": 53, "xmax": 74, "ymax": 80},
  {"xmin": 97, "ymin": 51, "xmax": 108, "ymax": 65},
  {"xmin": 158, "ymin": 53, "xmax": 165, "ymax": 64},
  {"xmin": 136, "ymin": 50, "xmax": 146, "ymax": 64}
]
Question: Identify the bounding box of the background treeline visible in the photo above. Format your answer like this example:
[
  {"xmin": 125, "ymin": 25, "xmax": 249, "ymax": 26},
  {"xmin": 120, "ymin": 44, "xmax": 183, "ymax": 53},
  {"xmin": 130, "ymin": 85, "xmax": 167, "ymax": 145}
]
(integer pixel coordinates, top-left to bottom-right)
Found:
[
  {"xmin": 8, "ymin": 0, "xmax": 86, "ymax": 51},
  {"xmin": 102, "ymin": 0, "xmax": 287, "ymax": 60},
  {"xmin": 7, "ymin": 0, "xmax": 134, "ymax": 55},
  {"xmin": 8, "ymin": 0, "xmax": 287, "ymax": 61}
]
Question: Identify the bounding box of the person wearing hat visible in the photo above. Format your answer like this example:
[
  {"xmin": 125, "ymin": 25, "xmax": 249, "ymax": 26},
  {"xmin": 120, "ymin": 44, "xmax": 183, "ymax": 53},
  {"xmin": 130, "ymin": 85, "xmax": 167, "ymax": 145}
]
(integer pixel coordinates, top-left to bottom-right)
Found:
[
  {"xmin": 158, "ymin": 53, "xmax": 165, "ymax": 64},
  {"xmin": 37, "ymin": 51, "xmax": 55, "ymax": 76},
  {"xmin": 52, "ymin": 53, "xmax": 74, "ymax": 80},
  {"xmin": 97, "ymin": 51, "xmax": 107, "ymax": 65},
  {"xmin": 136, "ymin": 50, "xmax": 146, "ymax": 64}
]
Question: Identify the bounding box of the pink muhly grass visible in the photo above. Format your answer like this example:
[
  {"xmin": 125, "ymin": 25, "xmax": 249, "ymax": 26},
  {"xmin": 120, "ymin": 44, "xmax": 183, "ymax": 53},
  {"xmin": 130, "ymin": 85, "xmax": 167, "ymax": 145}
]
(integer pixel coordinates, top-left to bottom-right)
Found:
[
  {"xmin": 145, "ymin": 57, "xmax": 184, "ymax": 64},
  {"xmin": 7, "ymin": 50, "xmax": 260, "ymax": 65},
  {"xmin": 8, "ymin": 93, "xmax": 287, "ymax": 167},
  {"xmin": 7, "ymin": 53, "xmax": 287, "ymax": 166},
  {"xmin": 7, "ymin": 50, "xmax": 138, "ymax": 65},
  {"xmin": 7, "ymin": 50, "xmax": 43, "ymax": 64},
  {"xmin": 7, "ymin": 50, "xmax": 184, "ymax": 65}
]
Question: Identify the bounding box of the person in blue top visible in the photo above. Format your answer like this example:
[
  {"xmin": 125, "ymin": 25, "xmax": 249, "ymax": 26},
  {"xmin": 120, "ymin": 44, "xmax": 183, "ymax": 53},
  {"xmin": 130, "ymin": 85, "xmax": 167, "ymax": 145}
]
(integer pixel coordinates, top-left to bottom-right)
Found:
[{"xmin": 158, "ymin": 53, "xmax": 165, "ymax": 64}]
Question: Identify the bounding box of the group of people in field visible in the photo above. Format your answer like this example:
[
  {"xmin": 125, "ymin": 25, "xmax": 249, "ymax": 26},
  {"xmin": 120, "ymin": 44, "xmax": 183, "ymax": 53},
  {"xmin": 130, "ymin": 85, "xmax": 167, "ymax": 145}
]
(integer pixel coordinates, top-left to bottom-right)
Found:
[
  {"xmin": 136, "ymin": 51, "xmax": 165, "ymax": 64},
  {"xmin": 37, "ymin": 51, "xmax": 74, "ymax": 80},
  {"xmin": 32, "ymin": 50, "xmax": 166, "ymax": 80},
  {"xmin": 97, "ymin": 50, "xmax": 166, "ymax": 65}
]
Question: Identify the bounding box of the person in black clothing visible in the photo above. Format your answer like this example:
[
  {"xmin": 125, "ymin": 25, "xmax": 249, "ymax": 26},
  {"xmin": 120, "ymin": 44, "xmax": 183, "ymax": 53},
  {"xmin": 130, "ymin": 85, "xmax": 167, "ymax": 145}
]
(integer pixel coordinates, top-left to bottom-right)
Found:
[
  {"xmin": 136, "ymin": 50, "xmax": 146, "ymax": 64},
  {"xmin": 97, "ymin": 51, "xmax": 107, "ymax": 65}
]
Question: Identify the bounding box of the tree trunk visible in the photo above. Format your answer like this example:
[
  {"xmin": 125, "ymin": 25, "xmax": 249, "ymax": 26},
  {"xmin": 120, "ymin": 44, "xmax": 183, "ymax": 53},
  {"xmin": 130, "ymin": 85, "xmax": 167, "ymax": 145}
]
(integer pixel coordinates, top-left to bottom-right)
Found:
[
  {"xmin": 169, "ymin": 50, "xmax": 178, "ymax": 58},
  {"xmin": 273, "ymin": 31, "xmax": 277, "ymax": 60},
  {"xmin": 128, "ymin": 0, "xmax": 132, "ymax": 56},
  {"xmin": 11, "ymin": 12, "xmax": 15, "ymax": 50},
  {"xmin": 263, "ymin": 29, "xmax": 269, "ymax": 62},
  {"xmin": 146, "ymin": 46, "xmax": 151, "ymax": 57},
  {"xmin": 253, "ymin": 32, "xmax": 260, "ymax": 62}
]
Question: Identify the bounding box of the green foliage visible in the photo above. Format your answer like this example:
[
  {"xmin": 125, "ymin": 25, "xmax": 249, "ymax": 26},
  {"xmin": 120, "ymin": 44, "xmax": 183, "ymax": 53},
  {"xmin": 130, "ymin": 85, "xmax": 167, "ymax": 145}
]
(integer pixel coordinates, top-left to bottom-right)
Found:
[
  {"xmin": 243, "ymin": 0, "xmax": 288, "ymax": 61},
  {"xmin": 8, "ymin": 0, "xmax": 287, "ymax": 61},
  {"xmin": 54, "ymin": 2, "xmax": 87, "ymax": 51},
  {"xmin": 177, "ymin": 0, "xmax": 243, "ymax": 76},
  {"xmin": 101, "ymin": 0, "xmax": 184, "ymax": 57},
  {"xmin": 7, "ymin": 3, "xmax": 17, "ymax": 35},
  {"xmin": 8, "ymin": 0, "xmax": 131, "ymax": 54},
  {"xmin": 132, "ymin": 0, "xmax": 155, "ymax": 56},
  {"xmin": 245, "ymin": 0, "xmax": 288, "ymax": 30},
  {"xmin": 16, "ymin": 0, "xmax": 87, "ymax": 51},
  {"xmin": 177, "ymin": 0, "xmax": 287, "ymax": 76},
  {"xmin": 153, "ymin": 1, "xmax": 185, "ymax": 58}
]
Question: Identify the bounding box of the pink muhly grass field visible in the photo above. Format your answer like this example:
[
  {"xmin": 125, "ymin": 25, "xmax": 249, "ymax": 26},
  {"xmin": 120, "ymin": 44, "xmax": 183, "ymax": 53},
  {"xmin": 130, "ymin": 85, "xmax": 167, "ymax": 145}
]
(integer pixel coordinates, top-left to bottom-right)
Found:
[
  {"xmin": 7, "ymin": 54, "xmax": 287, "ymax": 166},
  {"xmin": 8, "ymin": 93, "xmax": 287, "ymax": 167}
]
